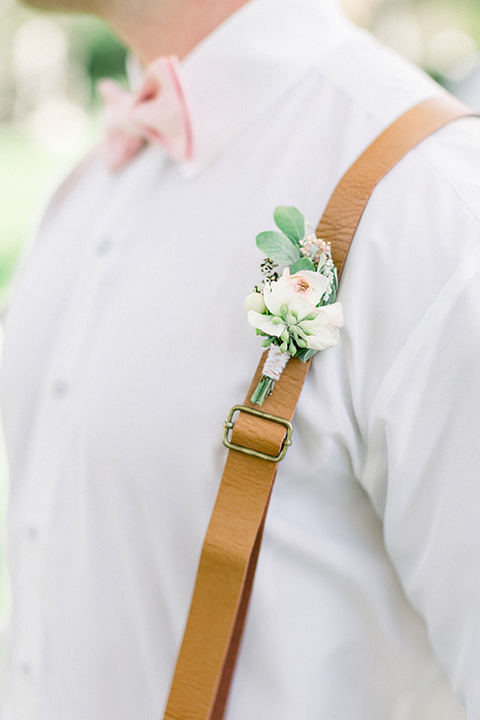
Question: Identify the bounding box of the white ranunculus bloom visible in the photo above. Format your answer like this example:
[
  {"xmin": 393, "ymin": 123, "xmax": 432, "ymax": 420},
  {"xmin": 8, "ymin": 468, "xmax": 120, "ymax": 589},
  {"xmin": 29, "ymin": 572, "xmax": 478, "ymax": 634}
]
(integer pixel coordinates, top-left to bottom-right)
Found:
[
  {"xmin": 264, "ymin": 268, "xmax": 329, "ymax": 318},
  {"xmin": 247, "ymin": 268, "xmax": 343, "ymax": 351}
]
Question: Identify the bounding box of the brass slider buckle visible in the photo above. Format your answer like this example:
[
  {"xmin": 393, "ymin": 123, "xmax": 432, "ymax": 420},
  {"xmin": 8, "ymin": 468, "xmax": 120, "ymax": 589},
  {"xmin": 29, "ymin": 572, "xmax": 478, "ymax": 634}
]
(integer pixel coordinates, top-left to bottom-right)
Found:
[{"xmin": 222, "ymin": 404, "xmax": 293, "ymax": 463}]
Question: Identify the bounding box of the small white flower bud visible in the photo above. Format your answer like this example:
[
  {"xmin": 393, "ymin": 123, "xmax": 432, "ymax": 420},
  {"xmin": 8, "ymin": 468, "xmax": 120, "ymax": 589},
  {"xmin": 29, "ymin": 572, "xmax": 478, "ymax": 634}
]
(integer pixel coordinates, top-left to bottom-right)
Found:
[{"xmin": 245, "ymin": 291, "xmax": 266, "ymax": 313}]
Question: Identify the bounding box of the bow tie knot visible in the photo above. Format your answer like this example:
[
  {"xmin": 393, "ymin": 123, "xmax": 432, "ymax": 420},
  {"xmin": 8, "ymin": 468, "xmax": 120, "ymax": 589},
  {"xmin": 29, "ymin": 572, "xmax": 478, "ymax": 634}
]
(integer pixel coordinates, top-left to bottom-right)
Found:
[{"xmin": 98, "ymin": 55, "xmax": 194, "ymax": 171}]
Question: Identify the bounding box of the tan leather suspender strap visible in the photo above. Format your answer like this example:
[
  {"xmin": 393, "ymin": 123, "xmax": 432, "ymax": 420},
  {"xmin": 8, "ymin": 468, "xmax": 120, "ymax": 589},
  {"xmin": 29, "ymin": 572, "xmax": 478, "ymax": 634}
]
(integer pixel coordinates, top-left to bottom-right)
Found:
[
  {"xmin": 319, "ymin": 95, "xmax": 472, "ymax": 274},
  {"xmin": 163, "ymin": 94, "xmax": 472, "ymax": 720}
]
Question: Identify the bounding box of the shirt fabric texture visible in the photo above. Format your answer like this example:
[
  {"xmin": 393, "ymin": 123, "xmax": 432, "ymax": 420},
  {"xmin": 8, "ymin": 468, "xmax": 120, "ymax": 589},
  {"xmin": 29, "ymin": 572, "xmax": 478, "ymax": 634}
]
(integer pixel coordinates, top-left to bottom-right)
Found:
[{"xmin": 1, "ymin": 0, "xmax": 480, "ymax": 717}]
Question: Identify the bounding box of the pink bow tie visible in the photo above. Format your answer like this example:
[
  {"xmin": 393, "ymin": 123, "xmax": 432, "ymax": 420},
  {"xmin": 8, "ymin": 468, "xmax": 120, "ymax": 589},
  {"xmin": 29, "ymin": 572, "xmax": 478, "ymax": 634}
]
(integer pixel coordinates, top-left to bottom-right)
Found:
[{"xmin": 98, "ymin": 55, "xmax": 194, "ymax": 171}]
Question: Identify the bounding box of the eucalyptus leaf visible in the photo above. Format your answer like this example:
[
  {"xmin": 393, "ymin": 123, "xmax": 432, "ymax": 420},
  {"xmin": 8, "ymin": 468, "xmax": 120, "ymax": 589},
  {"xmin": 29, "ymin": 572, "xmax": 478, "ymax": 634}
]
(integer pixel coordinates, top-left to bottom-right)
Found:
[
  {"xmin": 289, "ymin": 257, "xmax": 316, "ymax": 274},
  {"xmin": 328, "ymin": 270, "xmax": 338, "ymax": 302},
  {"xmin": 262, "ymin": 336, "xmax": 275, "ymax": 347},
  {"xmin": 296, "ymin": 348, "xmax": 318, "ymax": 363},
  {"xmin": 316, "ymin": 253, "xmax": 327, "ymax": 271},
  {"xmin": 273, "ymin": 206, "xmax": 305, "ymax": 245},
  {"xmin": 256, "ymin": 231, "xmax": 300, "ymax": 265}
]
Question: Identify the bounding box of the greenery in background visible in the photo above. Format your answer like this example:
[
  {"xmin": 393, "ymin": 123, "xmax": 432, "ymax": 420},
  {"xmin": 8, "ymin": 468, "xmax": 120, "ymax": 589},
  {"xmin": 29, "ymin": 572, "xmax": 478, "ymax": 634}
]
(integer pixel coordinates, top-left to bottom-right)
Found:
[
  {"xmin": 413, "ymin": 0, "xmax": 480, "ymax": 80},
  {"xmin": 0, "ymin": 11, "xmax": 127, "ymax": 304},
  {"xmin": 0, "ymin": 8, "xmax": 127, "ymax": 106},
  {"xmin": 63, "ymin": 15, "xmax": 128, "ymax": 96}
]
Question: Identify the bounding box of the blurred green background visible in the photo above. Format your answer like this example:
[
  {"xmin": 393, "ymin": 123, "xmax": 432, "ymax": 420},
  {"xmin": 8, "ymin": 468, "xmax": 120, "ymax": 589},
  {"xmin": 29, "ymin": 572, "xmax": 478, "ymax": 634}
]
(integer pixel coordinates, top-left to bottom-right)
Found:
[
  {"xmin": 0, "ymin": 4, "xmax": 127, "ymax": 307},
  {"xmin": 1, "ymin": 0, "xmax": 480, "ymax": 651}
]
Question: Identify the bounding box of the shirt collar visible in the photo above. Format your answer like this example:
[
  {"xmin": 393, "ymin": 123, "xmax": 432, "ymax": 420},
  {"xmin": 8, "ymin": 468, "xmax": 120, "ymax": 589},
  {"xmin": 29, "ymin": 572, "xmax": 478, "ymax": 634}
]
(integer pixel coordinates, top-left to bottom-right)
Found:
[{"xmin": 128, "ymin": 0, "xmax": 354, "ymax": 178}]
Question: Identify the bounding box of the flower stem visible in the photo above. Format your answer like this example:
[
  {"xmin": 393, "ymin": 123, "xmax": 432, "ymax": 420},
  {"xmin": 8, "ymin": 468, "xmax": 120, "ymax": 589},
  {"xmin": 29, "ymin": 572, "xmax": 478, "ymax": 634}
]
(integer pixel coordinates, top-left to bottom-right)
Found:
[{"xmin": 250, "ymin": 375, "xmax": 275, "ymax": 406}]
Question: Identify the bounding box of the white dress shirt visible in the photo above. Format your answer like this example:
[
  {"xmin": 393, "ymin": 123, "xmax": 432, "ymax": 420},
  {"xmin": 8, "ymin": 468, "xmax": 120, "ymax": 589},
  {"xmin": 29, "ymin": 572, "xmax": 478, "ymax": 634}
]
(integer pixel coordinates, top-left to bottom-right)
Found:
[{"xmin": 1, "ymin": 0, "xmax": 480, "ymax": 718}]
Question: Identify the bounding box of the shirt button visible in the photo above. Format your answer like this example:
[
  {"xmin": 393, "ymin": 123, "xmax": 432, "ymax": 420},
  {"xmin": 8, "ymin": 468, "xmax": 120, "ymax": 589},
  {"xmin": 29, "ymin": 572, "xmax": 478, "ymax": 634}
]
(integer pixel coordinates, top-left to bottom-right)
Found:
[
  {"xmin": 20, "ymin": 661, "xmax": 32, "ymax": 676},
  {"xmin": 95, "ymin": 237, "xmax": 112, "ymax": 255},
  {"xmin": 51, "ymin": 379, "xmax": 69, "ymax": 398},
  {"xmin": 27, "ymin": 523, "xmax": 39, "ymax": 541}
]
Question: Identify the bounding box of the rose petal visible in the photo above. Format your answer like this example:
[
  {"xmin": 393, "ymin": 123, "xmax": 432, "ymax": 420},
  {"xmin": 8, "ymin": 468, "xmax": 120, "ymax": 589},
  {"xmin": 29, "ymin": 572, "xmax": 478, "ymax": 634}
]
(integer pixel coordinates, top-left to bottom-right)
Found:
[
  {"xmin": 247, "ymin": 310, "xmax": 284, "ymax": 337},
  {"xmin": 264, "ymin": 269, "xmax": 317, "ymax": 319},
  {"xmin": 290, "ymin": 270, "xmax": 329, "ymax": 305},
  {"xmin": 263, "ymin": 271, "xmax": 293, "ymax": 316},
  {"xmin": 299, "ymin": 302, "xmax": 344, "ymax": 350}
]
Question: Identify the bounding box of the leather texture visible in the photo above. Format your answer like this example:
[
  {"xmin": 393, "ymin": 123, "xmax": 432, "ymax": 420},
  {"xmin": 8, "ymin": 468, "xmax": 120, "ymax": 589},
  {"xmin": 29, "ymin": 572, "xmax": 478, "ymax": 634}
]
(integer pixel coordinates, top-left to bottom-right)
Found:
[
  {"xmin": 162, "ymin": 94, "xmax": 472, "ymax": 720},
  {"xmin": 318, "ymin": 95, "xmax": 471, "ymax": 275}
]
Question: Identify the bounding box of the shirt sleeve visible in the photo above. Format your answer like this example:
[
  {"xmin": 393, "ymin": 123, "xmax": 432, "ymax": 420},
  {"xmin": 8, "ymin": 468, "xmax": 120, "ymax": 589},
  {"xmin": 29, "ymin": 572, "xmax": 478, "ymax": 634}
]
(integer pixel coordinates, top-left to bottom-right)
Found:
[{"xmin": 361, "ymin": 241, "xmax": 480, "ymax": 716}]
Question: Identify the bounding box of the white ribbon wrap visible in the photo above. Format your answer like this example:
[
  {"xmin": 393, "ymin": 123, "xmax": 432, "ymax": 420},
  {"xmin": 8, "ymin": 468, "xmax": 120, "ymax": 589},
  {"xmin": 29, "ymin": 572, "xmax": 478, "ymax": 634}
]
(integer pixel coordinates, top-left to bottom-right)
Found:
[{"xmin": 262, "ymin": 345, "xmax": 291, "ymax": 381}]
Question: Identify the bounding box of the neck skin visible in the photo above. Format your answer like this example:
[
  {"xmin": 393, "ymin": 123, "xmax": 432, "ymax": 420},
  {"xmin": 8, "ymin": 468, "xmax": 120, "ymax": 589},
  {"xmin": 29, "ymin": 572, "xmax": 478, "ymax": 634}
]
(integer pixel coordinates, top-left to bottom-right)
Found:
[{"xmin": 99, "ymin": 0, "xmax": 251, "ymax": 65}]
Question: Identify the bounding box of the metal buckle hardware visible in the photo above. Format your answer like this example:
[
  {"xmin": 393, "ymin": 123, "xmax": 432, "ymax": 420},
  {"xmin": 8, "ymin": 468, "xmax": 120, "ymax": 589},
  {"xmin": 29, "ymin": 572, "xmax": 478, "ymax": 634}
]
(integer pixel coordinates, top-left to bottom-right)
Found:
[{"xmin": 222, "ymin": 404, "xmax": 293, "ymax": 463}]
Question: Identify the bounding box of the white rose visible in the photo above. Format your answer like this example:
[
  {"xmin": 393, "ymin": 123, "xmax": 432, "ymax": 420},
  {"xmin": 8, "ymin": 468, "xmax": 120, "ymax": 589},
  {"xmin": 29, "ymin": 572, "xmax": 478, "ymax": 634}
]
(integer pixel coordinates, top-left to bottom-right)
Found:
[
  {"xmin": 247, "ymin": 268, "xmax": 343, "ymax": 351},
  {"xmin": 264, "ymin": 268, "xmax": 329, "ymax": 318}
]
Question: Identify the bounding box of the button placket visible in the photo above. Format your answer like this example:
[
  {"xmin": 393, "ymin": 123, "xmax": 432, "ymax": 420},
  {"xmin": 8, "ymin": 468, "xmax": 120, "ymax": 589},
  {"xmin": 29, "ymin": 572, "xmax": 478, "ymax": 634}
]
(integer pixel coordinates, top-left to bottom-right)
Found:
[
  {"xmin": 12, "ymin": 211, "xmax": 129, "ymax": 677},
  {"xmin": 43, "ymin": 236, "xmax": 114, "ymax": 407},
  {"xmin": 4, "ymin": 165, "xmax": 157, "ymax": 717}
]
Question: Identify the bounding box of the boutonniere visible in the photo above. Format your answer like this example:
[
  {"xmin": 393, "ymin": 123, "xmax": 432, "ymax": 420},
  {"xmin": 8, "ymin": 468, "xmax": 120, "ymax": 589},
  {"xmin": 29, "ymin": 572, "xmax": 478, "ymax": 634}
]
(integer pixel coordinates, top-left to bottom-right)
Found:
[{"xmin": 246, "ymin": 206, "xmax": 344, "ymax": 405}]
